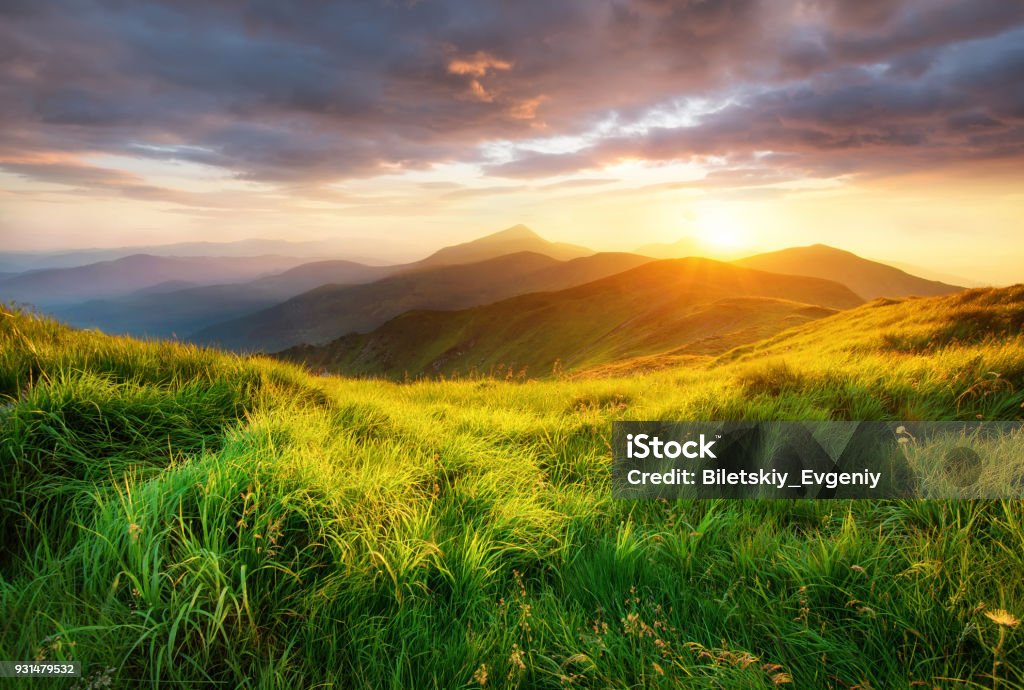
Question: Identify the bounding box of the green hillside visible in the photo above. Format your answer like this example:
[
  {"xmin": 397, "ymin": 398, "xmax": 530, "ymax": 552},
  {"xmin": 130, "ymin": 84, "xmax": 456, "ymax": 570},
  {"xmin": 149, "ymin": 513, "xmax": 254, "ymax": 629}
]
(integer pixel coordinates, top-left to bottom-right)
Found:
[
  {"xmin": 278, "ymin": 258, "xmax": 862, "ymax": 378},
  {"xmin": 2, "ymin": 286, "xmax": 1023, "ymax": 688}
]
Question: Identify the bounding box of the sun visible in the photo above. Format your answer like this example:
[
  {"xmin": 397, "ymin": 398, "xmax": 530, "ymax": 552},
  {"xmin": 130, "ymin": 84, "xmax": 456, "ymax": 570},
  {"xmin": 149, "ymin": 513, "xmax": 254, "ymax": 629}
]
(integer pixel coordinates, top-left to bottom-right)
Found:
[{"xmin": 694, "ymin": 204, "xmax": 750, "ymax": 254}]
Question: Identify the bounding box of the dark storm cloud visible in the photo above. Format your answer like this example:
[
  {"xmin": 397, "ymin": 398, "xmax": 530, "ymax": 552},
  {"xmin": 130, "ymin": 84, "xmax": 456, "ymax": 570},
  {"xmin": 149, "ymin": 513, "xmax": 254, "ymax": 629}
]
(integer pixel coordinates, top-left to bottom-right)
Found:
[{"xmin": 0, "ymin": 0, "xmax": 1022, "ymax": 191}]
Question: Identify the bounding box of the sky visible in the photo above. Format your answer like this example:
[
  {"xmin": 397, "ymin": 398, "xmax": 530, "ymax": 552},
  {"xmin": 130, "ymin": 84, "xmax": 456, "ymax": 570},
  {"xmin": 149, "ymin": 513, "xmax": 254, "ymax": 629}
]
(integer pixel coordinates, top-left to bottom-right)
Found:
[{"xmin": 0, "ymin": 0, "xmax": 1022, "ymax": 283}]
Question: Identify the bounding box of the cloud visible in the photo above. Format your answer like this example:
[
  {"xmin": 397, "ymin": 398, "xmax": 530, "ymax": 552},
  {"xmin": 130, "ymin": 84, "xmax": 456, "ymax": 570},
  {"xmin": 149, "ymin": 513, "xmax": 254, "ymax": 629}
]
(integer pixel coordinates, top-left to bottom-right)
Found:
[
  {"xmin": 0, "ymin": 158, "xmax": 138, "ymax": 187},
  {"xmin": 447, "ymin": 50, "xmax": 512, "ymax": 77},
  {"xmin": 488, "ymin": 26, "xmax": 1024, "ymax": 181},
  {"xmin": 0, "ymin": 157, "xmax": 281, "ymax": 209},
  {"xmin": 446, "ymin": 49, "xmax": 512, "ymax": 102},
  {"xmin": 0, "ymin": 0, "xmax": 1021, "ymax": 193}
]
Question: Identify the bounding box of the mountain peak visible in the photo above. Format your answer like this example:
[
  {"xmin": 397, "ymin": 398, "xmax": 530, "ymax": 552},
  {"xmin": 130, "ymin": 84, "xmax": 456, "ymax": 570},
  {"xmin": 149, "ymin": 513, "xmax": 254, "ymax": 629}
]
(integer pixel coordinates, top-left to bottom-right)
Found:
[
  {"xmin": 417, "ymin": 225, "xmax": 592, "ymax": 268},
  {"xmin": 479, "ymin": 224, "xmax": 541, "ymax": 242},
  {"xmin": 735, "ymin": 244, "xmax": 963, "ymax": 300},
  {"xmin": 805, "ymin": 244, "xmax": 858, "ymax": 256}
]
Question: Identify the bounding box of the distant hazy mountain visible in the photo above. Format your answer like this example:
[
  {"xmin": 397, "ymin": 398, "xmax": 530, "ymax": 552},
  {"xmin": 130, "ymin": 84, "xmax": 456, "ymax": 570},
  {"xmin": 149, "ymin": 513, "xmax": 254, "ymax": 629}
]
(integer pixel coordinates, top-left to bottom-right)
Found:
[
  {"xmin": 129, "ymin": 280, "xmax": 203, "ymax": 296},
  {"xmin": 417, "ymin": 225, "xmax": 592, "ymax": 267},
  {"xmin": 884, "ymin": 260, "xmax": 985, "ymax": 288},
  {"xmin": 0, "ymin": 238, "xmax": 395, "ymax": 273},
  {"xmin": 40, "ymin": 226, "xmax": 603, "ymax": 340},
  {"xmin": 55, "ymin": 285, "xmax": 283, "ymax": 339},
  {"xmin": 242, "ymin": 260, "xmax": 395, "ymax": 295},
  {"xmin": 52, "ymin": 260, "xmax": 395, "ymax": 339},
  {"xmin": 734, "ymin": 245, "xmax": 963, "ymax": 300},
  {"xmin": 277, "ymin": 258, "xmax": 863, "ymax": 378},
  {"xmin": 0, "ymin": 254, "xmax": 315, "ymax": 306},
  {"xmin": 633, "ymin": 236, "xmax": 704, "ymax": 259},
  {"xmin": 523, "ymin": 252, "xmax": 655, "ymax": 290},
  {"xmin": 0, "ymin": 227, "xmax": 582, "ymax": 274},
  {"xmin": 195, "ymin": 251, "xmax": 652, "ymax": 352}
]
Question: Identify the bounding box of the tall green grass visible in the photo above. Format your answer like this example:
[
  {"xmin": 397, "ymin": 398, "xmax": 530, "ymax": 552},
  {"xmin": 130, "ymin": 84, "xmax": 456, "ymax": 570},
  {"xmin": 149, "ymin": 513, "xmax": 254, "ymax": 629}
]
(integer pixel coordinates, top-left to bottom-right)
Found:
[{"xmin": 1, "ymin": 295, "xmax": 1023, "ymax": 689}]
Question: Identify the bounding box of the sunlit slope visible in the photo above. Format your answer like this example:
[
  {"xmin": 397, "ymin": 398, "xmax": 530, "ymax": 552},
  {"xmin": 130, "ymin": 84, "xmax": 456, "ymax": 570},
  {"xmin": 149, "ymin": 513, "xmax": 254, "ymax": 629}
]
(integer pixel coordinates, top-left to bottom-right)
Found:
[
  {"xmin": 279, "ymin": 258, "xmax": 862, "ymax": 378},
  {"xmin": 721, "ymin": 285, "xmax": 1024, "ymax": 364},
  {"xmin": 1, "ymin": 289, "xmax": 1023, "ymax": 688},
  {"xmin": 570, "ymin": 285, "xmax": 1024, "ymax": 386},
  {"xmin": 735, "ymin": 244, "xmax": 963, "ymax": 299}
]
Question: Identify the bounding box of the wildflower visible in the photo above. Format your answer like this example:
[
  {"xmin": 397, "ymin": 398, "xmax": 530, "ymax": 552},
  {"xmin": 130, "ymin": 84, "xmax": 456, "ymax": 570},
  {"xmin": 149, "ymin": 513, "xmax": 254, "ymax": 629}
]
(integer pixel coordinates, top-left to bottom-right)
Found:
[
  {"xmin": 473, "ymin": 663, "xmax": 488, "ymax": 686},
  {"xmin": 985, "ymin": 609, "xmax": 1020, "ymax": 627},
  {"xmin": 509, "ymin": 644, "xmax": 526, "ymax": 674}
]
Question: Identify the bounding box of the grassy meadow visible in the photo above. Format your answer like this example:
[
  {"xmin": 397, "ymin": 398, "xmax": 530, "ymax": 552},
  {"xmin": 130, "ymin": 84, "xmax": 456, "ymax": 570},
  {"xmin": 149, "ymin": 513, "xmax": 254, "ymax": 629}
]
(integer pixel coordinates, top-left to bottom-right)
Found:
[{"xmin": 2, "ymin": 287, "xmax": 1024, "ymax": 688}]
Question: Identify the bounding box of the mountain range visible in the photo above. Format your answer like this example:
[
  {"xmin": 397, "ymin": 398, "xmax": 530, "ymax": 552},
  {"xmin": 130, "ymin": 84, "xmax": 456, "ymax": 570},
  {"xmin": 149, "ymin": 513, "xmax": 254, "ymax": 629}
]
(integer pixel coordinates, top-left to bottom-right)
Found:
[
  {"xmin": 415, "ymin": 224, "xmax": 592, "ymax": 266},
  {"xmin": 41, "ymin": 225, "xmax": 617, "ymax": 343},
  {"xmin": 194, "ymin": 250, "xmax": 654, "ymax": 352},
  {"xmin": 0, "ymin": 237, "xmax": 399, "ymax": 273},
  {"xmin": 1, "ymin": 226, "xmax": 975, "ymax": 368},
  {"xmin": 277, "ymin": 258, "xmax": 864, "ymax": 378},
  {"xmin": 0, "ymin": 254, "xmax": 314, "ymax": 306},
  {"xmin": 633, "ymin": 236, "xmax": 705, "ymax": 259},
  {"xmin": 51, "ymin": 260, "xmax": 397, "ymax": 339}
]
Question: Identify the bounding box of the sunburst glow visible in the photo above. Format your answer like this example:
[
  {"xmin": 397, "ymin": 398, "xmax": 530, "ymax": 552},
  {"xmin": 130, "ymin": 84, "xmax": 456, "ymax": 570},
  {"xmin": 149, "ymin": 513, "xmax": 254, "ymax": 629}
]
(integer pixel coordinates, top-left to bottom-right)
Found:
[{"xmin": 694, "ymin": 205, "xmax": 750, "ymax": 254}]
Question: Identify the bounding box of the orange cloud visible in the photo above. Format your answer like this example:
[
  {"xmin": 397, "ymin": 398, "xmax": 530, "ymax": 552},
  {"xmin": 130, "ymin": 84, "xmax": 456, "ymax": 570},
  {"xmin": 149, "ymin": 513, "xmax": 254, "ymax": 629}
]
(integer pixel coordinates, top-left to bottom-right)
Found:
[
  {"xmin": 447, "ymin": 50, "xmax": 513, "ymax": 102},
  {"xmin": 447, "ymin": 51, "xmax": 512, "ymax": 77},
  {"xmin": 468, "ymin": 79, "xmax": 494, "ymax": 102},
  {"xmin": 508, "ymin": 95, "xmax": 546, "ymax": 121}
]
